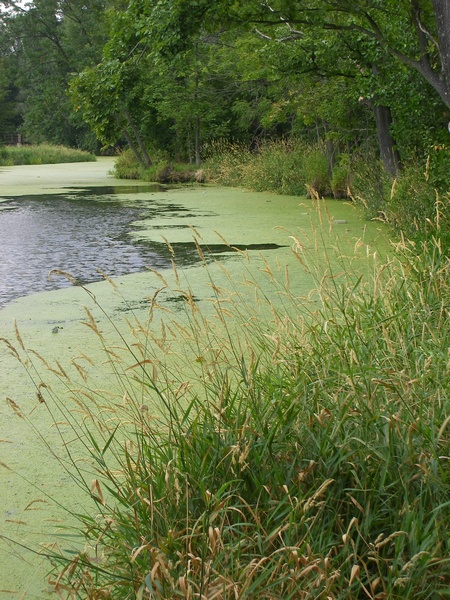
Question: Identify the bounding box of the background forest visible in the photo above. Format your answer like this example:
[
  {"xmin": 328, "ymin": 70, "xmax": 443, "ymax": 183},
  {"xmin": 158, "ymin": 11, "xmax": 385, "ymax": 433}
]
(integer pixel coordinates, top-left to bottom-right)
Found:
[{"xmin": 1, "ymin": 0, "xmax": 450, "ymax": 240}]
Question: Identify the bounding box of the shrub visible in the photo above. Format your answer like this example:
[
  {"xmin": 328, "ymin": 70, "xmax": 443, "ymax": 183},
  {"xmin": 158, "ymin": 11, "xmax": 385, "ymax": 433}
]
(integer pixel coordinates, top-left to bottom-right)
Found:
[
  {"xmin": 112, "ymin": 149, "xmax": 200, "ymax": 183},
  {"xmin": 385, "ymin": 149, "xmax": 450, "ymax": 248},
  {"xmin": 425, "ymin": 143, "xmax": 450, "ymax": 192},
  {"xmin": 331, "ymin": 153, "xmax": 351, "ymax": 198},
  {"xmin": 204, "ymin": 139, "xmax": 326, "ymax": 196},
  {"xmin": 140, "ymin": 162, "xmax": 199, "ymax": 184},
  {"xmin": 386, "ymin": 163, "xmax": 437, "ymax": 235},
  {"xmin": 112, "ymin": 148, "xmax": 142, "ymax": 179},
  {"xmin": 350, "ymin": 146, "xmax": 450, "ymax": 249},
  {"xmin": 203, "ymin": 139, "xmax": 252, "ymax": 187},
  {"xmin": 349, "ymin": 153, "xmax": 392, "ymax": 219},
  {"xmin": 245, "ymin": 139, "xmax": 308, "ymax": 196}
]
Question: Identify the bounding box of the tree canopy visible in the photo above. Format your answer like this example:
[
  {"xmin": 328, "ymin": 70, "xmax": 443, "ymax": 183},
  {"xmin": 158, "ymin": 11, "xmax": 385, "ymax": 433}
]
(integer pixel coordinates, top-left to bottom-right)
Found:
[{"xmin": 1, "ymin": 0, "xmax": 449, "ymax": 171}]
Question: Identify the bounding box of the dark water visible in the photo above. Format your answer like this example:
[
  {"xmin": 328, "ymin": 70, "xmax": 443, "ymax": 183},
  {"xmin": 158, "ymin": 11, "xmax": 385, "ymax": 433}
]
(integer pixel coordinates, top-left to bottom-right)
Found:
[{"xmin": 0, "ymin": 186, "xmax": 285, "ymax": 308}]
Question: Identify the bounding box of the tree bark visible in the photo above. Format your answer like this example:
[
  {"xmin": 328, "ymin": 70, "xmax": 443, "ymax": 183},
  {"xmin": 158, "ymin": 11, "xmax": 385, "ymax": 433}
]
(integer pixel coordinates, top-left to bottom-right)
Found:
[
  {"xmin": 432, "ymin": 0, "xmax": 450, "ymax": 108},
  {"xmin": 122, "ymin": 127, "xmax": 144, "ymax": 168},
  {"xmin": 372, "ymin": 104, "xmax": 401, "ymax": 177},
  {"xmin": 124, "ymin": 109, "xmax": 152, "ymax": 168}
]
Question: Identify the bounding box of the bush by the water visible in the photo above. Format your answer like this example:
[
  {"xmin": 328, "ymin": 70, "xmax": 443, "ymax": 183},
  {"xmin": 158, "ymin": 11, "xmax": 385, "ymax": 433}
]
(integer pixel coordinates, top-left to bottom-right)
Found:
[
  {"xmin": 0, "ymin": 144, "xmax": 96, "ymax": 166},
  {"xmin": 7, "ymin": 208, "xmax": 448, "ymax": 599},
  {"xmin": 112, "ymin": 147, "xmax": 143, "ymax": 179},
  {"xmin": 112, "ymin": 148, "xmax": 201, "ymax": 183}
]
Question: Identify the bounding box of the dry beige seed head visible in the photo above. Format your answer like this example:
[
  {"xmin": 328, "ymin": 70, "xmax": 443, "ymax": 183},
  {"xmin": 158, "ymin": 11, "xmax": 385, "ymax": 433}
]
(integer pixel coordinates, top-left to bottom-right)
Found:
[{"xmin": 349, "ymin": 564, "xmax": 360, "ymax": 586}]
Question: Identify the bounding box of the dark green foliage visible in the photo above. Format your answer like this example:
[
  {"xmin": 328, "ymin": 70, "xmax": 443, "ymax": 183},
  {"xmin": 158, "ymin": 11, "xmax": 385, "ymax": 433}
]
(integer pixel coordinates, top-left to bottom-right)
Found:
[
  {"xmin": 301, "ymin": 145, "xmax": 330, "ymax": 196},
  {"xmin": 1, "ymin": 0, "xmax": 109, "ymax": 149}
]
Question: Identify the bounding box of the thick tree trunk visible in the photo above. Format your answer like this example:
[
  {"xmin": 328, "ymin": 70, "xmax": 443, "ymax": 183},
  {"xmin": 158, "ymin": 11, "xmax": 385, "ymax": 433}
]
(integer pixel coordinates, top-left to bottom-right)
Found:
[
  {"xmin": 372, "ymin": 104, "xmax": 401, "ymax": 177},
  {"xmin": 365, "ymin": 65, "xmax": 401, "ymax": 176},
  {"xmin": 432, "ymin": 0, "xmax": 450, "ymax": 108}
]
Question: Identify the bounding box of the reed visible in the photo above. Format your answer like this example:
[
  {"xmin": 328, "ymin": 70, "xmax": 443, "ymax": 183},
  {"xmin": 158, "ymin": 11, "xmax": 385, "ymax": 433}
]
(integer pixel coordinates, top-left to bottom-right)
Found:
[
  {"xmin": 3, "ymin": 200, "xmax": 449, "ymax": 599},
  {"xmin": 203, "ymin": 138, "xmax": 321, "ymax": 196}
]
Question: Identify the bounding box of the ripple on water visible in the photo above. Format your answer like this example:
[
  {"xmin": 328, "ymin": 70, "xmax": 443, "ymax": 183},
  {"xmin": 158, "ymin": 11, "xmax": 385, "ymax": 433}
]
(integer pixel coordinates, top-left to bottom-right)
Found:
[
  {"xmin": 0, "ymin": 188, "xmax": 288, "ymax": 309},
  {"xmin": 0, "ymin": 192, "xmax": 174, "ymax": 308}
]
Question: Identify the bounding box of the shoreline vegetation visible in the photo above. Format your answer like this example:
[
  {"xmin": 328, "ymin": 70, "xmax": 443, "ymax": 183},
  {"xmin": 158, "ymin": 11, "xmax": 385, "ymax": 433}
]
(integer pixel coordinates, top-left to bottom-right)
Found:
[
  {"xmin": 2, "ymin": 146, "xmax": 449, "ymax": 597},
  {"xmin": 9, "ymin": 215, "xmax": 450, "ymax": 599},
  {"xmin": 113, "ymin": 139, "xmax": 450, "ymax": 247},
  {"xmin": 0, "ymin": 144, "xmax": 96, "ymax": 166}
]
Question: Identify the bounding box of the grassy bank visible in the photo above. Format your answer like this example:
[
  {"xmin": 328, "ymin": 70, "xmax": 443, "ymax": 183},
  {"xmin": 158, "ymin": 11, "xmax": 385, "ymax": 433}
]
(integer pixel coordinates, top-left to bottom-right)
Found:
[
  {"xmin": 0, "ymin": 144, "xmax": 96, "ymax": 166},
  {"xmin": 5, "ymin": 203, "xmax": 449, "ymax": 598},
  {"xmin": 113, "ymin": 139, "xmax": 450, "ymax": 250},
  {"xmin": 203, "ymin": 140, "xmax": 450, "ymax": 249},
  {"xmin": 203, "ymin": 138, "xmax": 333, "ymax": 197}
]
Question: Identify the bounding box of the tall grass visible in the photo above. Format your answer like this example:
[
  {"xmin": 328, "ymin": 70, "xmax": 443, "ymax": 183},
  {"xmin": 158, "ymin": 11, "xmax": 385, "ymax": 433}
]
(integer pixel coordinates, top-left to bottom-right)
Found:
[
  {"xmin": 3, "ymin": 201, "xmax": 450, "ymax": 599},
  {"xmin": 350, "ymin": 146, "xmax": 450, "ymax": 250},
  {"xmin": 204, "ymin": 139, "xmax": 331, "ymax": 196},
  {"xmin": 0, "ymin": 144, "xmax": 96, "ymax": 166}
]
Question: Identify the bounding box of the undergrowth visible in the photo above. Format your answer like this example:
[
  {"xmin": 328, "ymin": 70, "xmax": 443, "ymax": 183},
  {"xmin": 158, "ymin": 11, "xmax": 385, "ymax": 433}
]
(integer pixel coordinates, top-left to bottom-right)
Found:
[
  {"xmin": 203, "ymin": 139, "xmax": 330, "ymax": 196},
  {"xmin": 112, "ymin": 149, "xmax": 202, "ymax": 183},
  {"xmin": 0, "ymin": 144, "xmax": 96, "ymax": 166},
  {"xmin": 2, "ymin": 199, "xmax": 450, "ymax": 599}
]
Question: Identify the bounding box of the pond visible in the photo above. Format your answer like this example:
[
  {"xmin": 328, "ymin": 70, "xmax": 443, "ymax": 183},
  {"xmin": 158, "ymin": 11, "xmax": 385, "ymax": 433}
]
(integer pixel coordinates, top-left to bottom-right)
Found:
[
  {"xmin": 0, "ymin": 187, "xmax": 167, "ymax": 307},
  {"xmin": 0, "ymin": 160, "xmax": 391, "ymax": 598},
  {"xmin": 0, "ymin": 186, "xmax": 291, "ymax": 309}
]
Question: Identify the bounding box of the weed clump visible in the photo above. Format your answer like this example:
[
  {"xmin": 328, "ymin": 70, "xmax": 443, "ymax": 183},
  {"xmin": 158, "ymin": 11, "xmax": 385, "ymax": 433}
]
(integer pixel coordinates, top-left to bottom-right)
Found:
[{"xmin": 112, "ymin": 148, "xmax": 201, "ymax": 183}]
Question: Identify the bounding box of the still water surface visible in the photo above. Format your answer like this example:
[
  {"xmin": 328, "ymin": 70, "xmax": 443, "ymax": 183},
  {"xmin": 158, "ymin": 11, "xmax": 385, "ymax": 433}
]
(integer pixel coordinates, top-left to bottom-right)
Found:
[
  {"xmin": 0, "ymin": 186, "xmax": 174, "ymax": 307},
  {"xmin": 0, "ymin": 185, "xmax": 287, "ymax": 308}
]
